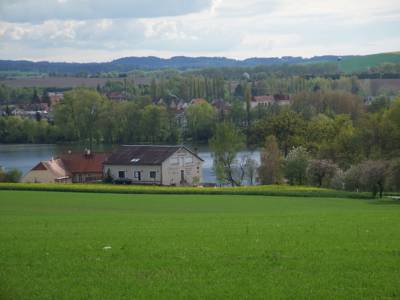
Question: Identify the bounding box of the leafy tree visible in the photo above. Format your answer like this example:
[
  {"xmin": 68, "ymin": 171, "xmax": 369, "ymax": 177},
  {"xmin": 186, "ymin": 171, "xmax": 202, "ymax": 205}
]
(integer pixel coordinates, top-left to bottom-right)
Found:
[
  {"xmin": 53, "ymin": 89, "xmax": 108, "ymax": 147},
  {"xmin": 209, "ymin": 122, "xmax": 245, "ymax": 186},
  {"xmin": 306, "ymin": 159, "xmax": 339, "ymax": 187},
  {"xmin": 258, "ymin": 135, "xmax": 283, "ymax": 184},
  {"xmin": 141, "ymin": 105, "xmax": 169, "ymax": 143},
  {"xmin": 344, "ymin": 164, "xmax": 364, "ymax": 191},
  {"xmin": 387, "ymin": 159, "xmax": 400, "ymax": 191},
  {"xmin": 284, "ymin": 146, "xmax": 310, "ymax": 185},
  {"xmin": 243, "ymin": 156, "xmax": 259, "ymax": 185},
  {"xmin": 186, "ymin": 101, "xmax": 216, "ymax": 142},
  {"xmin": 266, "ymin": 109, "xmax": 306, "ymax": 156},
  {"xmin": 359, "ymin": 160, "xmax": 389, "ymax": 198}
]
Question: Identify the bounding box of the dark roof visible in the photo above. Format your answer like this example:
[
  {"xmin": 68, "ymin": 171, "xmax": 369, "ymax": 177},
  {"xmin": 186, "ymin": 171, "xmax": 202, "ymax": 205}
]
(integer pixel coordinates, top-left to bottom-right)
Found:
[
  {"xmin": 104, "ymin": 145, "xmax": 203, "ymax": 166},
  {"xmin": 59, "ymin": 153, "xmax": 109, "ymax": 174}
]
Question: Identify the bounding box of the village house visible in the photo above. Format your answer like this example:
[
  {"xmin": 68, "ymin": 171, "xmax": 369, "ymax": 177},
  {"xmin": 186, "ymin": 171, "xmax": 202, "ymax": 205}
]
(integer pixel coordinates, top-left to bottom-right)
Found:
[
  {"xmin": 47, "ymin": 92, "xmax": 64, "ymax": 106},
  {"xmin": 21, "ymin": 151, "xmax": 108, "ymax": 184},
  {"xmin": 59, "ymin": 151, "xmax": 109, "ymax": 183},
  {"xmin": 103, "ymin": 145, "xmax": 203, "ymax": 186},
  {"xmin": 250, "ymin": 94, "xmax": 291, "ymax": 108},
  {"xmin": 21, "ymin": 158, "xmax": 71, "ymax": 183}
]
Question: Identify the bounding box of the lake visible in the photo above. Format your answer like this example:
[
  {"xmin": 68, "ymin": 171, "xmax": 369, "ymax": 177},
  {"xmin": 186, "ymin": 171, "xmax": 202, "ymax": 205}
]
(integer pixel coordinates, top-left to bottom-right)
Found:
[{"xmin": 0, "ymin": 144, "xmax": 261, "ymax": 183}]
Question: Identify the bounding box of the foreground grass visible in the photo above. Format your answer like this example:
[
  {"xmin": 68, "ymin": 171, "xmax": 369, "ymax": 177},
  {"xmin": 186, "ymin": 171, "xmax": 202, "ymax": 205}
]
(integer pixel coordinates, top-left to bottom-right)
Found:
[
  {"xmin": 0, "ymin": 191, "xmax": 399, "ymax": 299},
  {"xmin": 0, "ymin": 182, "xmax": 371, "ymax": 199}
]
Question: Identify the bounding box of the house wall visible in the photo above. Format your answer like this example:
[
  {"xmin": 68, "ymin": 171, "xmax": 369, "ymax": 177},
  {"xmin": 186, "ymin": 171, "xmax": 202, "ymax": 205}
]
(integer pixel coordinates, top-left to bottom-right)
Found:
[
  {"xmin": 161, "ymin": 148, "xmax": 202, "ymax": 186},
  {"xmin": 21, "ymin": 170, "xmax": 71, "ymax": 183},
  {"xmin": 103, "ymin": 164, "xmax": 162, "ymax": 184},
  {"xmin": 72, "ymin": 173, "xmax": 103, "ymax": 183}
]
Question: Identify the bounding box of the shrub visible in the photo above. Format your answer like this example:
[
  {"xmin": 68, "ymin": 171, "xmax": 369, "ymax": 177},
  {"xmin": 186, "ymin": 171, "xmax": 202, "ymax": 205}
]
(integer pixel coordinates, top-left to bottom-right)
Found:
[{"xmin": 0, "ymin": 168, "xmax": 22, "ymax": 183}]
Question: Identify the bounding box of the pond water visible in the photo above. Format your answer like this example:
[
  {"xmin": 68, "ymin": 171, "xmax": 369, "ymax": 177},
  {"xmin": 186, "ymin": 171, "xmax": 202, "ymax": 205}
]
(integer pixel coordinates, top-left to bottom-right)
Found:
[{"xmin": 0, "ymin": 144, "xmax": 261, "ymax": 183}]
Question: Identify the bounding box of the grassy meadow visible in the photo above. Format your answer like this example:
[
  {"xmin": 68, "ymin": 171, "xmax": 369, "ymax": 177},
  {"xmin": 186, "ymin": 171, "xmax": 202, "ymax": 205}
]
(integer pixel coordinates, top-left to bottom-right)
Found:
[{"xmin": 0, "ymin": 190, "xmax": 399, "ymax": 299}]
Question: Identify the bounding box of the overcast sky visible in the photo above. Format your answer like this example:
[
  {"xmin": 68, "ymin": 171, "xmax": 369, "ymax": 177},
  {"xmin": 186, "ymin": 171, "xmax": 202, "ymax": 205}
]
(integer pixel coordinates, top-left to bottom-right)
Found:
[{"xmin": 0, "ymin": 0, "xmax": 399, "ymax": 62}]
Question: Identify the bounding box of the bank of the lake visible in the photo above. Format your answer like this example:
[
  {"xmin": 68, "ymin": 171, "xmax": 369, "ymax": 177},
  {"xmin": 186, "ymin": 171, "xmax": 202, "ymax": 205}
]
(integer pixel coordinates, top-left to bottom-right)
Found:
[{"xmin": 0, "ymin": 144, "xmax": 261, "ymax": 183}]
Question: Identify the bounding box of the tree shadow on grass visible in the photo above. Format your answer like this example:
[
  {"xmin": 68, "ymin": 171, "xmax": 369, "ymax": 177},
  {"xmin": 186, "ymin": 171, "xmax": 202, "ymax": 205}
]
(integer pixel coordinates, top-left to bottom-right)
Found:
[{"xmin": 368, "ymin": 198, "xmax": 400, "ymax": 206}]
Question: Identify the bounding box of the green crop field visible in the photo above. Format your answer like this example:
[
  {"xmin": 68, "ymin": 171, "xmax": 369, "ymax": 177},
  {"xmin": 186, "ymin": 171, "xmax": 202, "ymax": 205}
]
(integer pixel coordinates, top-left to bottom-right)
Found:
[
  {"xmin": 0, "ymin": 191, "xmax": 399, "ymax": 299},
  {"xmin": 339, "ymin": 52, "xmax": 400, "ymax": 73}
]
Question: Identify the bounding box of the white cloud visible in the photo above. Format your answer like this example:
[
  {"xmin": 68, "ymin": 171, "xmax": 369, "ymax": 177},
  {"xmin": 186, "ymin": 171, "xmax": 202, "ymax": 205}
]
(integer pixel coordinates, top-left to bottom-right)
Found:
[
  {"xmin": 0, "ymin": 0, "xmax": 399, "ymax": 61},
  {"xmin": 0, "ymin": 0, "xmax": 213, "ymax": 22}
]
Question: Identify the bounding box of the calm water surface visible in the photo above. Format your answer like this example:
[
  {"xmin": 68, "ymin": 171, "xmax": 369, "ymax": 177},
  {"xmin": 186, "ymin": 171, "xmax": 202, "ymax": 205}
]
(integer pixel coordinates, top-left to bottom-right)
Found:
[{"xmin": 0, "ymin": 144, "xmax": 260, "ymax": 183}]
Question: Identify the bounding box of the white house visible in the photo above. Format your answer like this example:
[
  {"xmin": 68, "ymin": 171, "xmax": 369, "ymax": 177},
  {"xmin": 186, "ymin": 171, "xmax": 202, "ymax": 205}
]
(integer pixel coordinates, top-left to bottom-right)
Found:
[{"xmin": 103, "ymin": 145, "xmax": 203, "ymax": 186}]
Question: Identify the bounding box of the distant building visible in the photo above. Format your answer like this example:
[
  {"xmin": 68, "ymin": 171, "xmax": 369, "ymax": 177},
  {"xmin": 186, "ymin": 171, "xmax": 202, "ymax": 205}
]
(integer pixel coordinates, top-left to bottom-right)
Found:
[
  {"xmin": 250, "ymin": 94, "xmax": 291, "ymax": 108},
  {"xmin": 190, "ymin": 98, "xmax": 208, "ymax": 106},
  {"xmin": 251, "ymin": 95, "xmax": 275, "ymax": 109},
  {"xmin": 47, "ymin": 92, "xmax": 64, "ymax": 106},
  {"xmin": 105, "ymin": 92, "xmax": 126, "ymax": 102},
  {"xmin": 103, "ymin": 145, "xmax": 203, "ymax": 186}
]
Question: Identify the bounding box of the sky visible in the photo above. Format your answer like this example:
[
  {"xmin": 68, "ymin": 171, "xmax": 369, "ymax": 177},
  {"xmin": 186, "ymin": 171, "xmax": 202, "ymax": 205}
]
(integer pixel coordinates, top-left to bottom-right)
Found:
[{"xmin": 0, "ymin": 0, "xmax": 399, "ymax": 62}]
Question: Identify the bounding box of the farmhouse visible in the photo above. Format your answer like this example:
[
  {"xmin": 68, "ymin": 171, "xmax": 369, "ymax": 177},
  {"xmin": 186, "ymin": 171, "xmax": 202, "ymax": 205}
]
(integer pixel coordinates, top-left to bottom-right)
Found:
[
  {"xmin": 21, "ymin": 158, "xmax": 71, "ymax": 183},
  {"xmin": 59, "ymin": 151, "xmax": 109, "ymax": 183},
  {"xmin": 103, "ymin": 145, "xmax": 203, "ymax": 186},
  {"xmin": 22, "ymin": 151, "xmax": 109, "ymax": 184}
]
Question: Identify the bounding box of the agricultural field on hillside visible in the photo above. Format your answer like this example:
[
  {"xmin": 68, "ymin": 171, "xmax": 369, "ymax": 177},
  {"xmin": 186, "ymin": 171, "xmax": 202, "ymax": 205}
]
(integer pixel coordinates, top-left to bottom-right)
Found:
[
  {"xmin": 339, "ymin": 52, "xmax": 400, "ymax": 73},
  {"xmin": 1, "ymin": 191, "xmax": 399, "ymax": 299}
]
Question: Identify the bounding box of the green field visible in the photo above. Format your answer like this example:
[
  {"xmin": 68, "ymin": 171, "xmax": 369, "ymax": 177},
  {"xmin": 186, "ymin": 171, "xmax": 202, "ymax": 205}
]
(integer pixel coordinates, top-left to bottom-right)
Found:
[
  {"xmin": 1, "ymin": 191, "xmax": 399, "ymax": 299},
  {"xmin": 339, "ymin": 52, "xmax": 400, "ymax": 73}
]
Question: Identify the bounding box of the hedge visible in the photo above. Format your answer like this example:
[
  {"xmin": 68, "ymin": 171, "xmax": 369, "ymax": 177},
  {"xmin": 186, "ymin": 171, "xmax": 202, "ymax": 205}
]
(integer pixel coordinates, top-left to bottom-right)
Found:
[{"xmin": 0, "ymin": 183, "xmax": 372, "ymax": 199}]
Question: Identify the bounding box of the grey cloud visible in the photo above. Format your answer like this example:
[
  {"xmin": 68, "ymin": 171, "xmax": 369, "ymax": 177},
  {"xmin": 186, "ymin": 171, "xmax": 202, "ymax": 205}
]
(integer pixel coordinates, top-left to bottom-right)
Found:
[{"xmin": 0, "ymin": 0, "xmax": 213, "ymax": 23}]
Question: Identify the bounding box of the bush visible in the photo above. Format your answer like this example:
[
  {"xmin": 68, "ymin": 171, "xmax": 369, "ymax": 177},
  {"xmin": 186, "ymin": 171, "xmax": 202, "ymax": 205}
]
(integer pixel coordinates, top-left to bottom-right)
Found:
[
  {"xmin": 0, "ymin": 168, "xmax": 22, "ymax": 183},
  {"xmin": 0, "ymin": 183, "xmax": 371, "ymax": 199}
]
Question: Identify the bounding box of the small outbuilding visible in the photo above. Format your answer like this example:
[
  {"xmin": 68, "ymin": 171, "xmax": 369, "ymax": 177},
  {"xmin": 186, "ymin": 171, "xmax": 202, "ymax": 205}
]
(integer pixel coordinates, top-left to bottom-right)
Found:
[{"xmin": 103, "ymin": 145, "xmax": 203, "ymax": 186}]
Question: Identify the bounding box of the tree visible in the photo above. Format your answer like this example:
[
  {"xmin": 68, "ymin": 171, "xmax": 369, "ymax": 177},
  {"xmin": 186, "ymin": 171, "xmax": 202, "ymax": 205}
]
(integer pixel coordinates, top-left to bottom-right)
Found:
[
  {"xmin": 186, "ymin": 101, "xmax": 216, "ymax": 142},
  {"xmin": 267, "ymin": 109, "xmax": 306, "ymax": 156},
  {"xmin": 141, "ymin": 105, "xmax": 169, "ymax": 143},
  {"xmin": 53, "ymin": 88, "xmax": 107, "ymax": 147},
  {"xmin": 359, "ymin": 160, "xmax": 389, "ymax": 198},
  {"xmin": 209, "ymin": 122, "xmax": 245, "ymax": 186},
  {"xmin": 284, "ymin": 146, "xmax": 310, "ymax": 185},
  {"xmin": 243, "ymin": 82, "xmax": 252, "ymax": 128},
  {"xmin": 306, "ymin": 159, "xmax": 339, "ymax": 187},
  {"xmin": 31, "ymin": 89, "xmax": 41, "ymax": 104},
  {"xmin": 388, "ymin": 159, "xmax": 400, "ymax": 191},
  {"xmin": 344, "ymin": 164, "xmax": 364, "ymax": 192},
  {"xmin": 258, "ymin": 135, "xmax": 283, "ymax": 185},
  {"xmin": 243, "ymin": 156, "xmax": 259, "ymax": 185}
]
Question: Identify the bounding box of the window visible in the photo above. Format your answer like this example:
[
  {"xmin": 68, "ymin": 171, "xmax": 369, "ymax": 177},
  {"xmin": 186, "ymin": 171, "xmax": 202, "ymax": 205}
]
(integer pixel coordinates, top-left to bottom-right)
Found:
[
  {"xmin": 150, "ymin": 171, "xmax": 156, "ymax": 179},
  {"xmin": 118, "ymin": 171, "xmax": 125, "ymax": 179},
  {"xmin": 134, "ymin": 171, "xmax": 141, "ymax": 181},
  {"xmin": 171, "ymin": 158, "xmax": 179, "ymax": 165}
]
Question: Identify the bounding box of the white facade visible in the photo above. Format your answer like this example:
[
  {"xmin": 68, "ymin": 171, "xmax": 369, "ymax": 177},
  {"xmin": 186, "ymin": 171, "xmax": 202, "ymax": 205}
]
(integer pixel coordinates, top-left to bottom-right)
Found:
[{"xmin": 103, "ymin": 147, "xmax": 203, "ymax": 186}]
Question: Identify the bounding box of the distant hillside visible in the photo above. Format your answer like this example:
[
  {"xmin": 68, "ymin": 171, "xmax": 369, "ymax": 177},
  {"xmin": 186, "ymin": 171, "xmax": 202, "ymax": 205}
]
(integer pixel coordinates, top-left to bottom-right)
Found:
[
  {"xmin": 339, "ymin": 52, "xmax": 400, "ymax": 73},
  {"xmin": 0, "ymin": 52, "xmax": 399, "ymax": 75}
]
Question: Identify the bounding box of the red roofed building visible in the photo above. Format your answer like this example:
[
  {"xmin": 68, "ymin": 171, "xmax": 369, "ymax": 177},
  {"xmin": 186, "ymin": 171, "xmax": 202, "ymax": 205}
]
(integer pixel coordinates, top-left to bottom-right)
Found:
[
  {"xmin": 59, "ymin": 151, "xmax": 109, "ymax": 183},
  {"xmin": 22, "ymin": 151, "xmax": 110, "ymax": 184},
  {"xmin": 251, "ymin": 95, "xmax": 275, "ymax": 109}
]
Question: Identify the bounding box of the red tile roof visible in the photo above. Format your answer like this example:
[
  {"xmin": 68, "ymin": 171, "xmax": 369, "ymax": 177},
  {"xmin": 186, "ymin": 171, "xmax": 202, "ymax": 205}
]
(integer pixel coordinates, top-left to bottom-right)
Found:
[
  {"xmin": 253, "ymin": 95, "xmax": 274, "ymax": 102},
  {"xmin": 59, "ymin": 153, "xmax": 109, "ymax": 174}
]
